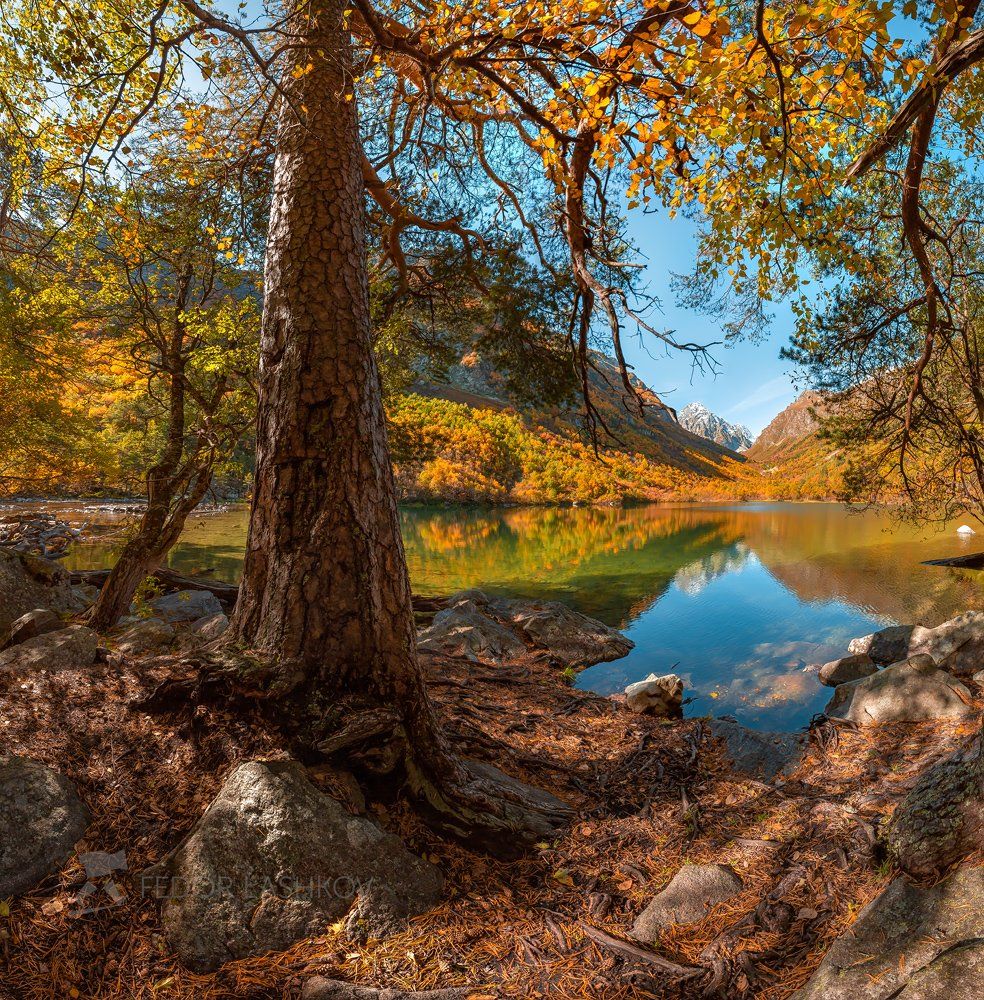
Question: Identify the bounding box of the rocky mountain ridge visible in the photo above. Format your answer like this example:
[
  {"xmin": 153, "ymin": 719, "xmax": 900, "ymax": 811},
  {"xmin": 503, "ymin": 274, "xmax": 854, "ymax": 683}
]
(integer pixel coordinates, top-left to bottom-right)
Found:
[
  {"xmin": 745, "ymin": 391, "xmax": 826, "ymax": 464},
  {"xmin": 678, "ymin": 402, "xmax": 753, "ymax": 453},
  {"xmin": 412, "ymin": 352, "xmax": 747, "ymax": 477}
]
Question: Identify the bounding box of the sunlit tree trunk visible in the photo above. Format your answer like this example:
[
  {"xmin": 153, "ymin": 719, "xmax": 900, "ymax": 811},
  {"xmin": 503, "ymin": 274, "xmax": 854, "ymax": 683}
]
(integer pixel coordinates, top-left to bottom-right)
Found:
[
  {"xmin": 228, "ymin": 0, "xmax": 568, "ymax": 851},
  {"xmin": 89, "ymin": 273, "xmax": 213, "ymax": 631}
]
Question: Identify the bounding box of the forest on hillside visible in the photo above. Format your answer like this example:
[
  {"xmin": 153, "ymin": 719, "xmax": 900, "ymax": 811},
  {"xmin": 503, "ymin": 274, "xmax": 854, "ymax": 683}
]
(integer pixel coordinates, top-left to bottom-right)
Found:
[{"xmin": 1, "ymin": 1, "xmax": 984, "ymax": 999}]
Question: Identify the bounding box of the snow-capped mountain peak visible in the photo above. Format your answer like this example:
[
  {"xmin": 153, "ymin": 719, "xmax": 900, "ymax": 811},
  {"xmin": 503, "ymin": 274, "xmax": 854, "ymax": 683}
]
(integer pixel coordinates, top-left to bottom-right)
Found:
[{"xmin": 678, "ymin": 402, "xmax": 753, "ymax": 453}]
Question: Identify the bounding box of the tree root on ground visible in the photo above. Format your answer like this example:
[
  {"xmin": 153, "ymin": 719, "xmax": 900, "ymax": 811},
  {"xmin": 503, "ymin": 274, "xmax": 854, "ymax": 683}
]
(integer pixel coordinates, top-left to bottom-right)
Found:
[{"xmin": 301, "ymin": 979, "xmax": 475, "ymax": 999}]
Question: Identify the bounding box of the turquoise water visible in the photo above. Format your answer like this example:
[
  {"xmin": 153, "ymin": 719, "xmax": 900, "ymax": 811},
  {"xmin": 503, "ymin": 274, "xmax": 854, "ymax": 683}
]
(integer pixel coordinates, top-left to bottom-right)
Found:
[{"xmin": 45, "ymin": 500, "xmax": 984, "ymax": 731}]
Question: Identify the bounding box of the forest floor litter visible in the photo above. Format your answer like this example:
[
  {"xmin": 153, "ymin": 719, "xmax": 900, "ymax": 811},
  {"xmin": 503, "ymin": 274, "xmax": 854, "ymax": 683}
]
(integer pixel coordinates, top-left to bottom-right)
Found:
[{"xmin": 1, "ymin": 631, "xmax": 981, "ymax": 999}]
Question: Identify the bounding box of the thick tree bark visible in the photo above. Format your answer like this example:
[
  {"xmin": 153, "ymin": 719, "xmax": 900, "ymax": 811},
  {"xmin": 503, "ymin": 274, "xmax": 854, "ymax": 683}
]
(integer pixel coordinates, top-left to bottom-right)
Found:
[{"xmin": 227, "ymin": 0, "xmax": 568, "ymax": 853}]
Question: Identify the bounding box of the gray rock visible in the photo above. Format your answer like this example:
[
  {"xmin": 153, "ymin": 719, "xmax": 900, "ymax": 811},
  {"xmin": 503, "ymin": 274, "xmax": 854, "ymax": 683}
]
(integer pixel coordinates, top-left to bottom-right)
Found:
[
  {"xmin": 4, "ymin": 607, "xmax": 64, "ymax": 648},
  {"xmin": 817, "ymin": 653, "xmax": 877, "ymax": 687},
  {"xmin": 884, "ymin": 738, "xmax": 983, "ymax": 880},
  {"xmin": 973, "ymin": 669, "xmax": 984, "ymax": 686},
  {"xmin": 848, "ymin": 624, "xmax": 914, "ymax": 664},
  {"xmin": 824, "ymin": 654, "xmax": 975, "ymax": 725},
  {"xmin": 70, "ymin": 583, "xmax": 101, "ymax": 608},
  {"xmin": 417, "ymin": 600, "xmax": 528, "ymax": 663},
  {"xmin": 707, "ymin": 718, "xmax": 806, "ymax": 781},
  {"xmin": 623, "ymin": 673, "xmax": 683, "ymax": 717},
  {"xmin": 896, "ymin": 943, "xmax": 984, "ymax": 999},
  {"xmin": 488, "ymin": 595, "xmax": 634, "ymax": 667},
  {"xmin": 630, "ymin": 863, "xmax": 743, "ymax": 941},
  {"xmin": 147, "ymin": 589, "xmax": 223, "ymax": 623},
  {"xmin": 417, "ymin": 591, "xmax": 633, "ymax": 669},
  {"xmin": 908, "ymin": 611, "xmax": 984, "ymax": 677},
  {"xmin": 0, "ymin": 625, "xmax": 98, "ymax": 674},
  {"xmin": 114, "ymin": 617, "xmax": 175, "ymax": 656},
  {"xmin": 0, "ymin": 755, "xmax": 89, "ymax": 896},
  {"xmin": 0, "ymin": 548, "xmax": 74, "ymax": 636},
  {"xmin": 191, "ymin": 612, "xmax": 229, "ymax": 641},
  {"xmin": 792, "ymin": 867, "xmax": 984, "ymax": 999},
  {"xmin": 148, "ymin": 760, "xmax": 443, "ymax": 972}
]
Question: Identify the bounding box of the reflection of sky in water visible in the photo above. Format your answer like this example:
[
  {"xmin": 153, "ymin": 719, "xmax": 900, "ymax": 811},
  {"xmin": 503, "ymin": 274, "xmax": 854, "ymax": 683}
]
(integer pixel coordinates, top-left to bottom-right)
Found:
[
  {"xmin": 37, "ymin": 500, "xmax": 984, "ymax": 733},
  {"xmin": 579, "ymin": 553, "xmax": 880, "ymax": 731}
]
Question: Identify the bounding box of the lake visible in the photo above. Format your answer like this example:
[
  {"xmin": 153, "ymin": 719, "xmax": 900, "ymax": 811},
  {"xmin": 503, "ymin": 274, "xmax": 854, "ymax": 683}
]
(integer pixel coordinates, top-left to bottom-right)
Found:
[{"xmin": 25, "ymin": 500, "xmax": 984, "ymax": 732}]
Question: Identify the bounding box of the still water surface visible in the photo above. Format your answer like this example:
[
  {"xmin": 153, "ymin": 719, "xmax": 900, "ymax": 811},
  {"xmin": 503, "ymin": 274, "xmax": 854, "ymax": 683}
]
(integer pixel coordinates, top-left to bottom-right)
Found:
[{"xmin": 43, "ymin": 500, "xmax": 984, "ymax": 731}]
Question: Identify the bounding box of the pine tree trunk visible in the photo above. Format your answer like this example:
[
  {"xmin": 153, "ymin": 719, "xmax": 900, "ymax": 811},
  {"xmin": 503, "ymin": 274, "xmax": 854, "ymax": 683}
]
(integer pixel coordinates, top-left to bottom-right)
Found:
[{"xmin": 227, "ymin": 0, "xmax": 569, "ymax": 853}]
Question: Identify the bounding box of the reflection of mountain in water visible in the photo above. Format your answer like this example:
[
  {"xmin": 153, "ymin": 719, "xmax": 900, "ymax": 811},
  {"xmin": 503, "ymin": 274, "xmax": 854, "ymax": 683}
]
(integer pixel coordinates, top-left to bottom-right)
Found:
[
  {"xmin": 64, "ymin": 500, "xmax": 984, "ymax": 643},
  {"xmin": 672, "ymin": 543, "xmax": 751, "ymax": 596}
]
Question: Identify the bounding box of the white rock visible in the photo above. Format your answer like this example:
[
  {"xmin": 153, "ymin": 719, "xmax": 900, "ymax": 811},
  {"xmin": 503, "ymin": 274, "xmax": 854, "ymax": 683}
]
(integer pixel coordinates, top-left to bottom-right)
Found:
[
  {"xmin": 957, "ymin": 524, "xmax": 976, "ymax": 535},
  {"xmin": 624, "ymin": 673, "xmax": 683, "ymax": 717}
]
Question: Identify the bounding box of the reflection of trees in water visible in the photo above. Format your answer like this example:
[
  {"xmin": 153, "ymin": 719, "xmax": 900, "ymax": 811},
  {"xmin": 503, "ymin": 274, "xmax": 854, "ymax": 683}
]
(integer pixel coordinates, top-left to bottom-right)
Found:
[
  {"xmin": 761, "ymin": 545, "xmax": 984, "ymax": 628},
  {"xmin": 67, "ymin": 501, "xmax": 984, "ymax": 633},
  {"xmin": 399, "ymin": 505, "xmax": 744, "ymax": 622},
  {"xmin": 672, "ymin": 543, "xmax": 751, "ymax": 597}
]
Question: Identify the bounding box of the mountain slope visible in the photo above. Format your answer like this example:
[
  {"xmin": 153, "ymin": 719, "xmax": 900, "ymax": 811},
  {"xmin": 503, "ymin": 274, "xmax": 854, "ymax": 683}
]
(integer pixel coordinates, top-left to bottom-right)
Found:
[
  {"xmin": 746, "ymin": 391, "xmax": 826, "ymax": 464},
  {"xmin": 678, "ymin": 402, "xmax": 753, "ymax": 452},
  {"xmin": 392, "ymin": 353, "xmax": 748, "ymax": 504}
]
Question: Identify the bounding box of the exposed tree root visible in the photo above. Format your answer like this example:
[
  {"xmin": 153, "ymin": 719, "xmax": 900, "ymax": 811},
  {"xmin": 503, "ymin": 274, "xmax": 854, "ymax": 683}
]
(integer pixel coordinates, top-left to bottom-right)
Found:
[
  {"xmin": 302, "ymin": 978, "xmax": 475, "ymax": 999},
  {"xmin": 133, "ymin": 651, "xmax": 572, "ymax": 858}
]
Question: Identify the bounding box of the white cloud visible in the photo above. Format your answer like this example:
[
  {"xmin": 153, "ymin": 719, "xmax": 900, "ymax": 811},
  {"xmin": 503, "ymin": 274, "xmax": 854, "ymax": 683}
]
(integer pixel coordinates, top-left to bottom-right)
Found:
[{"xmin": 725, "ymin": 375, "xmax": 795, "ymax": 417}]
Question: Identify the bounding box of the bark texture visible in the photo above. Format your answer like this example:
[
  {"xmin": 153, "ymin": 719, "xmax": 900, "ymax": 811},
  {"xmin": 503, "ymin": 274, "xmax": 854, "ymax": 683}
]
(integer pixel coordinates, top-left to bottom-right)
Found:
[{"xmin": 227, "ymin": 0, "xmax": 569, "ymax": 853}]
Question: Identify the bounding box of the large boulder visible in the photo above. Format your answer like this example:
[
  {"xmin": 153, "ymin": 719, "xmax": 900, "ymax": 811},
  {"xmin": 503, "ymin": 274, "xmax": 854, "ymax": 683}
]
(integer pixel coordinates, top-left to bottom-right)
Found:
[
  {"xmin": 3, "ymin": 607, "xmax": 64, "ymax": 649},
  {"xmin": 418, "ymin": 591, "xmax": 633, "ymax": 668},
  {"xmin": 0, "ymin": 625, "xmax": 98, "ymax": 675},
  {"xmin": 114, "ymin": 617, "xmax": 175, "ymax": 656},
  {"xmin": 623, "ymin": 673, "xmax": 683, "ymax": 717},
  {"xmin": 824, "ymin": 654, "xmax": 975, "ymax": 725},
  {"xmin": 884, "ymin": 737, "xmax": 983, "ymax": 880},
  {"xmin": 848, "ymin": 624, "xmax": 914, "ymax": 664},
  {"xmin": 147, "ymin": 589, "xmax": 223, "ymax": 623},
  {"xmin": 417, "ymin": 599, "xmax": 528, "ymax": 663},
  {"xmin": 817, "ymin": 653, "xmax": 877, "ymax": 687},
  {"xmin": 850, "ymin": 613, "xmax": 984, "ymax": 677},
  {"xmin": 630, "ymin": 863, "xmax": 743, "ymax": 941},
  {"xmin": 792, "ymin": 867, "xmax": 984, "ymax": 999},
  {"xmin": 488, "ymin": 595, "xmax": 634, "ymax": 667},
  {"xmin": 0, "ymin": 548, "xmax": 74, "ymax": 636},
  {"xmin": 908, "ymin": 611, "xmax": 984, "ymax": 677},
  {"xmin": 191, "ymin": 612, "xmax": 229, "ymax": 641},
  {"xmin": 146, "ymin": 760, "xmax": 443, "ymax": 972},
  {"xmin": 0, "ymin": 755, "xmax": 89, "ymax": 896},
  {"xmin": 707, "ymin": 718, "xmax": 806, "ymax": 781}
]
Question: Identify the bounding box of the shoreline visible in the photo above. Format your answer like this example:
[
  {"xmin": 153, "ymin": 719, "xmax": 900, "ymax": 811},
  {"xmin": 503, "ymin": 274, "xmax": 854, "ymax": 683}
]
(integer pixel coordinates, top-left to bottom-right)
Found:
[{"xmin": 2, "ymin": 566, "xmax": 980, "ymax": 999}]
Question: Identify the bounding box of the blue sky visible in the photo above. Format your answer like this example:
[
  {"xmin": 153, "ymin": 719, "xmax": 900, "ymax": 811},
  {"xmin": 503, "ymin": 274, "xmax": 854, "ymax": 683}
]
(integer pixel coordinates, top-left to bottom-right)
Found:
[{"xmin": 621, "ymin": 208, "xmax": 802, "ymax": 436}]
